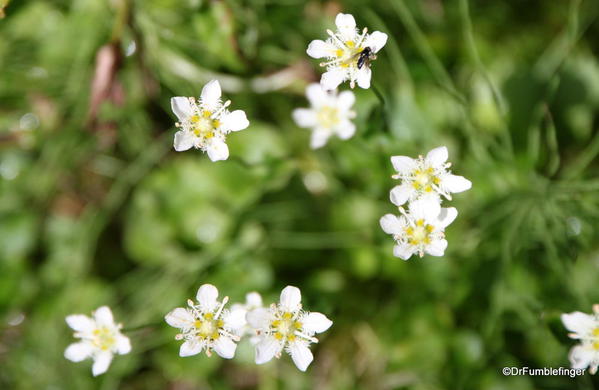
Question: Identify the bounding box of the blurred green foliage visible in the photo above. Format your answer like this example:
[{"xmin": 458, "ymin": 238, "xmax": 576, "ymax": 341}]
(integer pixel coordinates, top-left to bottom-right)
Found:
[{"xmin": 1, "ymin": 0, "xmax": 599, "ymax": 389}]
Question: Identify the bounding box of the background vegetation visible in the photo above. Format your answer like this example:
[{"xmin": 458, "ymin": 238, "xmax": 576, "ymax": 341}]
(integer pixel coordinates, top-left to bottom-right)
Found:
[{"xmin": 1, "ymin": 0, "xmax": 599, "ymax": 388}]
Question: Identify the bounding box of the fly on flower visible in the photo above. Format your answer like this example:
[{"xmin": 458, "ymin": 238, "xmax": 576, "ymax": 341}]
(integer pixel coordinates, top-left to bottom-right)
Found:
[
  {"xmin": 246, "ymin": 286, "xmax": 332, "ymax": 371},
  {"xmin": 171, "ymin": 80, "xmax": 249, "ymax": 161},
  {"xmin": 165, "ymin": 284, "xmax": 244, "ymax": 359},
  {"xmin": 389, "ymin": 146, "xmax": 472, "ymax": 207},
  {"xmin": 307, "ymin": 13, "xmax": 388, "ymax": 90},
  {"xmin": 561, "ymin": 304, "xmax": 599, "ymax": 374},
  {"xmin": 64, "ymin": 306, "xmax": 131, "ymax": 376},
  {"xmin": 380, "ymin": 198, "xmax": 457, "ymax": 260},
  {"xmin": 292, "ymin": 83, "xmax": 356, "ymax": 149}
]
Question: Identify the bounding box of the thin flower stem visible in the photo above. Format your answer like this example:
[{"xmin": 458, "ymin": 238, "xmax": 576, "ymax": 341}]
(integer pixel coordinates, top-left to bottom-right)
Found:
[{"xmin": 371, "ymin": 83, "xmax": 386, "ymax": 108}]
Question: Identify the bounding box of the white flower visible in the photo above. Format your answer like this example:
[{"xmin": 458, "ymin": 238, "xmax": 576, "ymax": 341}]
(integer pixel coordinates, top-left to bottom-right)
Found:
[
  {"xmin": 246, "ymin": 286, "xmax": 332, "ymax": 371},
  {"xmin": 380, "ymin": 198, "xmax": 457, "ymax": 260},
  {"xmin": 562, "ymin": 304, "xmax": 599, "ymax": 374},
  {"xmin": 64, "ymin": 306, "xmax": 131, "ymax": 376},
  {"xmin": 389, "ymin": 146, "xmax": 472, "ymax": 207},
  {"xmin": 229, "ymin": 292, "xmax": 263, "ymax": 344},
  {"xmin": 165, "ymin": 284, "xmax": 244, "ymax": 359},
  {"xmin": 171, "ymin": 80, "xmax": 249, "ymax": 161},
  {"xmin": 292, "ymin": 84, "xmax": 356, "ymax": 149},
  {"xmin": 307, "ymin": 13, "xmax": 388, "ymax": 90}
]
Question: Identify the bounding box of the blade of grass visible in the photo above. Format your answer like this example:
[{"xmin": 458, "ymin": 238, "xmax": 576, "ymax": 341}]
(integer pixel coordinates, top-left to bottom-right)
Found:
[{"xmin": 390, "ymin": 0, "xmax": 466, "ymax": 105}]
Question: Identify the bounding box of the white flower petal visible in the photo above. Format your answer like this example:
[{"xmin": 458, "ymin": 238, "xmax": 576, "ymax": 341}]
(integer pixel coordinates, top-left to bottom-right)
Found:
[
  {"xmin": 364, "ymin": 31, "xmax": 388, "ymax": 53},
  {"xmin": 390, "ymin": 156, "xmax": 416, "ymax": 174},
  {"xmin": 307, "ymin": 39, "xmax": 335, "ymax": 59},
  {"xmin": 310, "ymin": 128, "xmax": 331, "ymax": 149},
  {"xmin": 441, "ymin": 174, "xmax": 472, "ymax": 193},
  {"xmin": 213, "ymin": 336, "xmax": 237, "ymax": 359},
  {"xmin": 306, "ymin": 83, "xmax": 329, "ymax": 107},
  {"xmin": 335, "ymin": 120, "xmax": 355, "ymax": 140},
  {"xmin": 569, "ymin": 345, "xmax": 596, "ymax": 369},
  {"xmin": 93, "ymin": 306, "xmax": 114, "ymax": 327},
  {"xmin": 356, "ymin": 66, "xmax": 372, "ymax": 89},
  {"xmin": 173, "ymin": 131, "xmax": 194, "ymax": 152},
  {"xmin": 225, "ymin": 308, "xmax": 247, "ymax": 333},
  {"xmin": 255, "ymin": 336, "xmax": 282, "ymax": 365},
  {"xmin": 426, "ymin": 239, "xmax": 448, "ymax": 257},
  {"xmin": 179, "ymin": 339, "xmax": 203, "ymax": 357},
  {"xmin": 222, "ymin": 110, "xmax": 249, "ymax": 132},
  {"xmin": 426, "ymin": 146, "xmax": 448, "ymax": 167},
  {"xmin": 380, "ymin": 214, "xmax": 403, "ymax": 235},
  {"xmin": 292, "ymin": 108, "xmax": 317, "ymax": 128},
  {"xmin": 116, "ymin": 335, "xmax": 131, "ymax": 355},
  {"xmin": 64, "ymin": 342, "xmax": 93, "ymax": 362},
  {"xmin": 92, "ymin": 351, "xmax": 113, "ymax": 376},
  {"xmin": 393, "ymin": 244, "xmax": 414, "ymax": 260},
  {"xmin": 65, "ymin": 315, "xmax": 95, "ymax": 333},
  {"xmin": 561, "ymin": 312, "xmax": 597, "ymax": 335},
  {"xmin": 207, "ymin": 140, "xmax": 230, "ymax": 162},
  {"xmin": 302, "ymin": 312, "xmax": 332, "ymax": 334},
  {"xmin": 438, "ymin": 207, "xmax": 458, "ymax": 229},
  {"xmin": 171, "ymin": 97, "xmax": 194, "ymax": 122},
  {"xmin": 279, "ymin": 286, "xmax": 302, "ymax": 312},
  {"xmin": 196, "ymin": 284, "xmax": 219, "ymax": 312},
  {"xmin": 320, "ymin": 69, "xmax": 345, "ymax": 91},
  {"xmin": 390, "ymin": 184, "xmax": 414, "ymax": 206},
  {"xmin": 214, "ymin": 336, "xmax": 237, "ymax": 359},
  {"xmin": 337, "ymin": 90, "xmax": 355, "ymax": 111},
  {"xmin": 335, "ymin": 13, "xmax": 356, "ymax": 38},
  {"xmin": 246, "ymin": 292, "xmax": 263, "ymax": 308},
  {"xmin": 165, "ymin": 307, "xmax": 195, "ymax": 329},
  {"xmin": 288, "ymin": 341, "xmax": 314, "ymax": 372},
  {"xmin": 409, "ymin": 198, "xmax": 441, "ymax": 223},
  {"xmin": 247, "ymin": 307, "xmax": 271, "ymax": 330},
  {"xmin": 200, "ymin": 80, "xmax": 222, "ymax": 111}
]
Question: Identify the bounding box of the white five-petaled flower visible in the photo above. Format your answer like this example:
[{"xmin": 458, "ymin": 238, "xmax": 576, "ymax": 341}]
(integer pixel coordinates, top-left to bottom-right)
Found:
[
  {"xmin": 380, "ymin": 198, "xmax": 457, "ymax": 260},
  {"xmin": 165, "ymin": 284, "xmax": 244, "ymax": 359},
  {"xmin": 389, "ymin": 146, "xmax": 472, "ymax": 207},
  {"xmin": 307, "ymin": 13, "xmax": 388, "ymax": 90},
  {"xmin": 171, "ymin": 80, "xmax": 249, "ymax": 161},
  {"xmin": 292, "ymin": 83, "xmax": 356, "ymax": 149},
  {"xmin": 561, "ymin": 304, "xmax": 599, "ymax": 374},
  {"xmin": 246, "ymin": 286, "xmax": 332, "ymax": 371},
  {"xmin": 64, "ymin": 306, "xmax": 131, "ymax": 376},
  {"xmin": 229, "ymin": 292, "xmax": 263, "ymax": 344}
]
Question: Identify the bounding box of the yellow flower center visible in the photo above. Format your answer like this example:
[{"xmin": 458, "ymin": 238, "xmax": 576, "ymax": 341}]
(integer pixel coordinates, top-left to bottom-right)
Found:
[
  {"xmin": 333, "ymin": 41, "xmax": 364, "ymax": 68},
  {"xmin": 271, "ymin": 312, "xmax": 302, "ymax": 342},
  {"xmin": 594, "ymin": 342, "xmax": 599, "ymax": 351},
  {"xmin": 92, "ymin": 327, "xmax": 116, "ymax": 351},
  {"xmin": 592, "ymin": 328, "xmax": 599, "ymax": 337},
  {"xmin": 412, "ymin": 167, "xmax": 440, "ymax": 192},
  {"xmin": 194, "ymin": 312, "xmax": 223, "ymax": 340},
  {"xmin": 405, "ymin": 219, "xmax": 434, "ymax": 245},
  {"xmin": 190, "ymin": 110, "xmax": 219, "ymax": 139},
  {"xmin": 317, "ymin": 106, "xmax": 340, "ymax": 129}
]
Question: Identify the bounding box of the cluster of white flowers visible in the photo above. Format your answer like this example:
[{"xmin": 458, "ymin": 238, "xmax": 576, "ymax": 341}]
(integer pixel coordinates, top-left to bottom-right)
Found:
[
  {"xmin": 562, "ymin": 304, "xmax": 599, "ymax": 374},
  {"xmin": 65, "ymin": 286, "xmax": 331, "ymax": 375},
  {"xmin": 65, "ymin": 9, "xmax": 596, "ymax": 380},
  {"xmin": 165, "ymin": 284, "xmax": 332, "ymax": 372},
  {"xmin": 291, "ymin": 13, "xmax": 387, "ymax": 149},
  {"xmin": 380, "ymin": 146, "xmax": 472, "ymax": 260}
]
